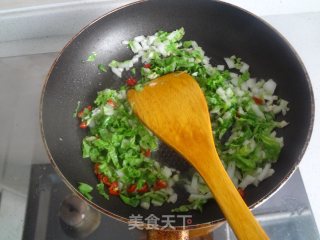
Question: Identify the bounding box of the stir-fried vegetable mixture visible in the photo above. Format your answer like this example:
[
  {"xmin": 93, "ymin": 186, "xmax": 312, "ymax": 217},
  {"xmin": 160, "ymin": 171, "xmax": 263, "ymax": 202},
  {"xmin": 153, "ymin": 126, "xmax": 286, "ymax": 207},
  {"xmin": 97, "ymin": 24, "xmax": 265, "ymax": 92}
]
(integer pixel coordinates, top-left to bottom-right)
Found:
[{"xmin": 77, "ymin": 28, "xmax": 289, "ymax": 212}]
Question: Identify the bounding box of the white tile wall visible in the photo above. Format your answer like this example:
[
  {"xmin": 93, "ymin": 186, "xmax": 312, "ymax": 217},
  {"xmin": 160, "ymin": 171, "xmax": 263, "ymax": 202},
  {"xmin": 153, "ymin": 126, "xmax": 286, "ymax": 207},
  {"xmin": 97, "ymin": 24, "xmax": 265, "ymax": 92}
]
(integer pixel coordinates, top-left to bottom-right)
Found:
[{"xmin": 0, "ymin": 190, "xmax": 26, "ymax": 240}]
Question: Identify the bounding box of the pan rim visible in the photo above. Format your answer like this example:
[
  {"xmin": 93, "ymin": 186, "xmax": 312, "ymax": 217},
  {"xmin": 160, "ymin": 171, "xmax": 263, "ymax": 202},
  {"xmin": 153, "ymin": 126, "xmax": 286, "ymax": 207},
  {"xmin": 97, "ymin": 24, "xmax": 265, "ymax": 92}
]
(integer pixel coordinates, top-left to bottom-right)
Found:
[{"xmin": 39, "ymin": 0, "xmax": 315, "ymax": 230}]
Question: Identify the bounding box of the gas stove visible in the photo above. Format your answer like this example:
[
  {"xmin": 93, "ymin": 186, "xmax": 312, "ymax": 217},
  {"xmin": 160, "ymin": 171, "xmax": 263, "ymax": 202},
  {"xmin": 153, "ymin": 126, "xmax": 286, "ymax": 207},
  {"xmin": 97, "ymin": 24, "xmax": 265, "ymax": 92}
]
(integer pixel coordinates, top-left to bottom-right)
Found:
[
  {"xmin": 22, "ymin": 164, "xmax": 144, "ymax": 240},
  {"xmin": 21, "ymin": 164, "xmax": 319, "ymax": 239}
]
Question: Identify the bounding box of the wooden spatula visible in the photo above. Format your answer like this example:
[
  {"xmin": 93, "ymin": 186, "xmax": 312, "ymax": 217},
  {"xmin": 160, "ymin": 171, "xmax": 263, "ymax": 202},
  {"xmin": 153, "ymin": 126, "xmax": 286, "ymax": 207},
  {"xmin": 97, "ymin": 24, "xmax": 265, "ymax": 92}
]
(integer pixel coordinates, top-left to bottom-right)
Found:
[{"xmin": 127, "ymin": 72, "xmax": 269, "ymax": 240}]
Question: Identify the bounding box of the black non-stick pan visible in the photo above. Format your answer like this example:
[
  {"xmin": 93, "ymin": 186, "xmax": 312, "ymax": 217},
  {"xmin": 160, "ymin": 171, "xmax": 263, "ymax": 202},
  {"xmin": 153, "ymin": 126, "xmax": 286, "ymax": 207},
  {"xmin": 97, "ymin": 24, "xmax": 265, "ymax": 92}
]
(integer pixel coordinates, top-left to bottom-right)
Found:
[{"xmin": 41, "ymin": 0, "xmax": 314, "ymax": 233}]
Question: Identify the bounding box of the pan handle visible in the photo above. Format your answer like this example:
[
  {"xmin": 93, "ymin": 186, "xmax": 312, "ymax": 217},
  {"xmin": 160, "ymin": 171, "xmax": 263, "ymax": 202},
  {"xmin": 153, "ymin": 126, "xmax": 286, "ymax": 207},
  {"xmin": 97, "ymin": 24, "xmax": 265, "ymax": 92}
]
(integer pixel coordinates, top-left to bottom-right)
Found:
[{"xmin": 147, "ymin": 229, "xmax": 189, "ymax": 240}]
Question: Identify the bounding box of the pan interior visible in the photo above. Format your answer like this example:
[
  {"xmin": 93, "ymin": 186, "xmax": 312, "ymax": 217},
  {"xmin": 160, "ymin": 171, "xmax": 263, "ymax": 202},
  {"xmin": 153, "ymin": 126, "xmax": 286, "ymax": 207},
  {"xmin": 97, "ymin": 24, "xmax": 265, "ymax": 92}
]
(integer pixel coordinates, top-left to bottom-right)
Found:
[{"xmin": 41, "ymin": 0, "xmax": 314, "ymax": 227}]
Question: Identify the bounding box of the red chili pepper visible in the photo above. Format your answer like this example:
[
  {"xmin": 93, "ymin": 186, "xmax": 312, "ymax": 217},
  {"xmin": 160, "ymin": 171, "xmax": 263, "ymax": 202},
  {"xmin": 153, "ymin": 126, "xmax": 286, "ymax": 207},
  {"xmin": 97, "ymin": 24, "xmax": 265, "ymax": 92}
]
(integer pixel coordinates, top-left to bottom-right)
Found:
[
  {"xmin": 78, "ymin": 105, "xmax": 92, "ymax": 118},
  {"xmin": 154, "ymin": 179, "xmax": 167, "ymax": 190},
  {"xmin": 143, "ymin": 63, "xmax": 152, "ymax": 69},
  {"xmin": 77, "ymin": 110, "xmax": 84, "ymax": 118},
  {"xmin": 107, "ymin": 99, "xmax": 116, "ymax": 108},
  {"xmin": 102, "ymin": 176, "xmax": 111, "ymax": 186},
  {"xmin": 126, "ymin": 77, "xmax": 137, "ymax": 86},
  {"xmin": 109, "ymin": 182, "xmax": 120, "ymax": 196},
  {"xmin": 137, "ymin": 183, "xmax": 149, "ymax": 193},
  {"xmin": 127, "ymin": 184, "xmax": 137, "ymax": 193},
  {"xmin": 252, "ymin": 96, "xmax": 264, "ymax": 105},
  {"xmin": 97, "ymin": 173, "xmax": 104, "ymax": 181},
  {"xmin": 79, "ymin": 122, "xmax": 88, "ymax": 129},
  {"xmin": 94, "ymin": 163, "xmax": 100, "ymax": 174},
  {"xmin": 237, "ymin": 188, "xmax": 245, "ymax": 198},
  {"xmin": 143, "ymin": 149, "xmax": 151, "ymax": 157}
]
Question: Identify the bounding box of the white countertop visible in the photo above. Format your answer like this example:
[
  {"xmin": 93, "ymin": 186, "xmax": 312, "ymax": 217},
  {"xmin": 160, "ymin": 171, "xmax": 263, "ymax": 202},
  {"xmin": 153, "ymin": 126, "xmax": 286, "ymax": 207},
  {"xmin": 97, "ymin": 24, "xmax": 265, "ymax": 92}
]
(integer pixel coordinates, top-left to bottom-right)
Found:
[{"xmin": 0, "ymin": 0, "xmax": 319, "ymax": 233}]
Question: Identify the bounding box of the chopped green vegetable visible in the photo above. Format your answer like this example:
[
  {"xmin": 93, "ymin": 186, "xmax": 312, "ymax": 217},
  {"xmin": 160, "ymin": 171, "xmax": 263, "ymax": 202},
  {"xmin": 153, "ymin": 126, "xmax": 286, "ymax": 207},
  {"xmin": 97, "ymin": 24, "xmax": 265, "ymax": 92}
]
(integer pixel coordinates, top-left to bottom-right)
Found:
[
  {"xmin": 130, "ymin": 68, "xmax": 136, "ymax": 75},
  {"xmin": 73, "ymin": 101, "xmax": 81, "ymax": 118},
  {"xmin": 120, "ymin": 194, "xmax": 140, "ymax": 207},
  {"xmin": 98, "ymin": 64, "xmax": 107, "ymax": 73},
  {"xmin": 87, "ymin": 52, "xmax": 97, "ymax": 62},
  {"xmin": 97, "ymin": 182, "xmax": 109, "ymax": 199},
  {"xmin": 172, "ymin": 199, "xmax": 207, "ymax": 213},
  {"xmin": 78, "ymin": 182, "xmax": 93, "ymax": 200},
  {"xmin": 134, "ymin": 84, "xmax": 143, "ymax": 91}
]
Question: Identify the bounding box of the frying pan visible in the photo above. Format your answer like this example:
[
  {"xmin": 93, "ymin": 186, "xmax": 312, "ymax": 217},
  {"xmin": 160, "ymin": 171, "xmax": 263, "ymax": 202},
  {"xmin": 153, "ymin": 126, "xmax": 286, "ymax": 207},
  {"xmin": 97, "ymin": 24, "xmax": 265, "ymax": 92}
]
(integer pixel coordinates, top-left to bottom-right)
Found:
[{"xmin": 40, "ymin": 0, "xmax": 314, "ymax": 237}]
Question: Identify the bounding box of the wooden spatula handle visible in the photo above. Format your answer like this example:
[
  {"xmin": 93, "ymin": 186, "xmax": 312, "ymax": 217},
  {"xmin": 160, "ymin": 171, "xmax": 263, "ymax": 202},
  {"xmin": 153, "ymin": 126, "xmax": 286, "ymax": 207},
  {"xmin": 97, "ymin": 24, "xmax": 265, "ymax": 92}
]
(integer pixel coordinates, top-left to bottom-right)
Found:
[{"xmin": 194, "ymin": 148, "xmax": 269, "ymax": 240}]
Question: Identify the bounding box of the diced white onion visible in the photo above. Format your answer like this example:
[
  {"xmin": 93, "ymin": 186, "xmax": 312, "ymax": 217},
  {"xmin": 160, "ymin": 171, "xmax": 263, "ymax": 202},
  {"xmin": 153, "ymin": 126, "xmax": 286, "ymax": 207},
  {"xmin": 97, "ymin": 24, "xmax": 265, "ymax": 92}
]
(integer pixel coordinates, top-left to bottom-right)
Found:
[
  {"xmin": 87, "ymin": 119, "xmax": 95, "ymax": 128},
  {"xmin": 85, "ymin": 136, "xmax": 97, "ymax": 142},
  {"xmin": 224, "ymin": 57, "xmax": 235, "ymax": 68},
  {"xmin": 257, "ymin": 163, "xmax": 271, "ymax": 181},
  {"xmin": 238, "ymin": 106, "xmax": 245, "ymax": 115},
  {"xmin": 157, "ymin": 42, "xmax": 168, "ymax": 56},
  {"xmin": 147, "ymin": 35, "xmax": 156, "ymax": 45},
  {"xmin": 216, "ymin": 87, "xmax": 229, "ymax": 103},
  {"xmin": 280, "ymin": 99, "xmax": 289, "ymax": 115},
  {"xmin": 223, "ymin": 111, "xmax": 232, "ymax": 120},
  {"xmin": 246, "ymin": 78, "xmax": 256, "ymax": 89},
  {"xmin": 184, "ymin": 184, "xmax": 198, "ymax": 194},
  {"xmin": 217, "ymin": 65, "xmax": 225, "ymax": 71},
  {"xmin": 116, "ymin": 169, "xmax": 124, "ymax": 177},
  {"xmin": 103, "ymin": 105, "xmax": 114, "ymax": 116},
  {"xmin": 167, "ymin": 193, "xmax": 178, "ymax": 203},
  {"xmin": 251, "ymin": 104, "xmax": 265, "ymax": 119},
  {"xmin": 192, "ymin": 72, "xmax": 198, "ymax": 76},
  {"xmin": 240, "ymin": 82, "xmax": 249, "ymax": 91},
  {"xmin": 91, "ymin": 108, "xmax": 101, "ymax": 117},
  {"xmin": 239, "ymin": 175, "xmax": 256, "ymax": 189},
  {"xmin": 118, "ymin": 90, "xmax": 127, "ymax": 100},
  {"xmin": 203, "ymin": 56, "xmax": 210, "ymax": 65},
  {"xmin": 172, "ymin": 174, "xmax": 179, "ymax": 182},
  {"xmin": 240, "ymin": 62, "xmax": 249, "ymax": 73},
  {"xmin": 263, "ymin": 79, "xmax": 277, "ymax": 95},
  {"xmin": 162, "ymin": 166, "xmax": 173, "ymax": 178},
  {"xmin": 140, "ymin": 201, "xmax": 150, "ymax": 210},
  {"xmin": 151, "ymin": 199, "xmax": 163, "ymax": 207},
  {"xmin": 234, "ymin": 87, "xmax": 244, "ymax": 97},
  {"xmin": 190, "ymin": 174, "xmax": 199, "ymax": 192},
  {"xmin": 227, "ymin": 162, "xmax": 236, "ymax": 179},
  {"xmin": 276, "ymin": 137, "xmax": 284, "ymax": 147},
  {"xmin": 130, "ymin": 41, "xmax": 142, "ymax": 53},
  {"xmin": 163, "ymin": 187, "xmax": 174, "ymax": 195},
  {"xmin": 188, "ymin": 192, "xmax": 212, "ymax": 201},
  {"xmin": 231, "ymin": 77, "xmax": 238, "ymax": 86},
  {"xmin": 225, "ymin": 88, "xmax": 233, "ymax": 97},
  {"xmin": 134, "ymin": 35, "xmax": 145, "ymax": 42},
  {"xmin": 167, "ymin": 179, "xmax": 175, "ymax": 187},
  {"xmin": 111, "ymin": 67, "xmax": 123, "ymax": 78},
  {"xmin": 277, "ymin": 120, "xmax": 289, "ymax": 128}
]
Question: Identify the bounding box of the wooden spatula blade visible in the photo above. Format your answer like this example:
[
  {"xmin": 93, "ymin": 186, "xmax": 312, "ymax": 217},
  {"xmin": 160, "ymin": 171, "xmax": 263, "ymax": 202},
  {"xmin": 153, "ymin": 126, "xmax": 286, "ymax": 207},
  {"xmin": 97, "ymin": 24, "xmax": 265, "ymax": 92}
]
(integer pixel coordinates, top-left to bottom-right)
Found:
[{"xmin": 127, "ymin": 72, "xmax": 214, "ymax": 161}]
